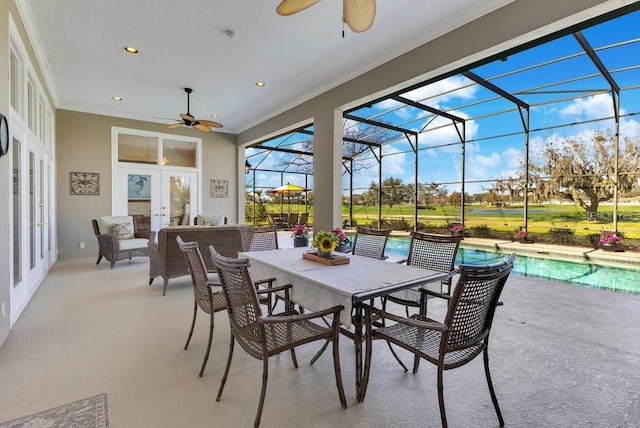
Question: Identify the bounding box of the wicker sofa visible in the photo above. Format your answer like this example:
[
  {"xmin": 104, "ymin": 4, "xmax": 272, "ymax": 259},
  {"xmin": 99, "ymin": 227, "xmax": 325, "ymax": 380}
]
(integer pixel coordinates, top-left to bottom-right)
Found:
[
  {"xmin": 148, "ymin": 225, "xmax": 255, "ymax": 296},
  {"xmin": 92, "ymin": 216, "xmax": 156, "ymax": 269}
]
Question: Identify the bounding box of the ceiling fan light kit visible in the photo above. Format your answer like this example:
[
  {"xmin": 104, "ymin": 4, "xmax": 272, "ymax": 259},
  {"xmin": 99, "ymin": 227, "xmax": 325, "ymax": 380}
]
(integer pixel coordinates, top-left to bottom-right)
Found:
[
  {"xmin": 169, "ymin": 87, "xmax": 223, "ymax": 132},
  {"xmin": 277, "ymin": 0, "xmax": 376, "ymax": 33}
]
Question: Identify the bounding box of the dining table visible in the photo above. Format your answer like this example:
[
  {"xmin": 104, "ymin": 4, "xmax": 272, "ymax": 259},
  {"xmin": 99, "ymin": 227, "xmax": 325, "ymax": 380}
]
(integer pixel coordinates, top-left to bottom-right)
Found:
[{"xmin": 239, "ymin": 247, "xmax": 447, "ymax": 400}]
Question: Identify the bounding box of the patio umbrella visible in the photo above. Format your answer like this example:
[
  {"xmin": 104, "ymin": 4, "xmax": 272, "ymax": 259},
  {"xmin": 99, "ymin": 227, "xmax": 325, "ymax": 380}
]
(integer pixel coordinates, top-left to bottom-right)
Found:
[{"xmin": 270, "ymin": 183, "xmax": 307, "ymax": 214}]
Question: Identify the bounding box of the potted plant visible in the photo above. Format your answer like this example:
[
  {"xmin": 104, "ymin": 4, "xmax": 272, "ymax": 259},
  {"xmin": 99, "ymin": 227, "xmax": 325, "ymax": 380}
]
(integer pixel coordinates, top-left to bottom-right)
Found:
[
  {"xmin": 332, "ymin": 227, "xmax": 350, "ymax": 252},
  {"xmin": 291, "ymin": 224, "xmax": 310, "ymax": 247},
  {"xmin": 312, "ymin": 231, "xmax": 338, "ymax": 258},
  {"xmin": 449, "ymin": 224, "xmax": 464, "ymax": 237},
  {"xmin": 599, "ymin": 231, "xmax": 625, "ymax": 252}
]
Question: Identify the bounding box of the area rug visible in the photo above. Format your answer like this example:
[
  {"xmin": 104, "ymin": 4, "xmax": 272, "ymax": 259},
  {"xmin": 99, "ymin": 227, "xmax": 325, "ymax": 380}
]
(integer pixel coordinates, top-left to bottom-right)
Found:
[{"xmin": 0, "ymin": 393, "xmax": 110, "ymax": 428}]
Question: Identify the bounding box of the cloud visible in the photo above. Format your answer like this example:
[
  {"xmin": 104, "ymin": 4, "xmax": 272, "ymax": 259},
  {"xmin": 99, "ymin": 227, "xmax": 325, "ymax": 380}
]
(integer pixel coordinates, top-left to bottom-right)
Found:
[
  {"xmin": 375, "ymin": 76, "xmax": 477, "ymax": 119},
  {"xmin": 559, "ymin": 93, "xmax": 622, "ymax": 119}
]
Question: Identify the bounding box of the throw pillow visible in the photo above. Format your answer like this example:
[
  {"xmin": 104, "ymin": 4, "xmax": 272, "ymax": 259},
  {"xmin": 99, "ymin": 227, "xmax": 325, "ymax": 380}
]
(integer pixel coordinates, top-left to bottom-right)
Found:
[{"xmin": 112, "ymin": 222, "xmax": 134, "ymax": 240}]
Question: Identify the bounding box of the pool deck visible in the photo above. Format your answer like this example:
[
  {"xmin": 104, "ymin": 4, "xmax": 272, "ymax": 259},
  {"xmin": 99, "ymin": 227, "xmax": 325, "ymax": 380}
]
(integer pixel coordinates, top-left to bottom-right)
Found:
[{"xmin": 459, "ymin": 237, "xmax": 640, "ymax": 269}]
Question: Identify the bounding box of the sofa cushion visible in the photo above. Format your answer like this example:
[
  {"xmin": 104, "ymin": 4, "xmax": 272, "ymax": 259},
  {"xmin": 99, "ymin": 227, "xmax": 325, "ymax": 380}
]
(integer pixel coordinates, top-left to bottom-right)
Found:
[
  {"xmin": 197, "ymin": 215, "xmax": 226, "ymax": 226},
  {"xmin": 112, "ymin": 222, "xmax": 135, "ymax": 240}
]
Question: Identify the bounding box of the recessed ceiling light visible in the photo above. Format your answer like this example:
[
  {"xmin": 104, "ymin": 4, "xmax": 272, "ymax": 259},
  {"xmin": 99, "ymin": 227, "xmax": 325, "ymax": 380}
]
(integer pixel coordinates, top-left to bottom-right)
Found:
[
  {"xmin": 212, "ymin": 114, "xmax": 219, "ymax": 118},
  {"xmin": 124, "ymin": 46, "xmax": 139, "ymax": 54},
  {"xmin": 112, "ymin": 96, "xmax": 122, "ymax": 101},
  {"xmin": 256, "ymin": 82, "xmax": 266, "ymax": 87}
]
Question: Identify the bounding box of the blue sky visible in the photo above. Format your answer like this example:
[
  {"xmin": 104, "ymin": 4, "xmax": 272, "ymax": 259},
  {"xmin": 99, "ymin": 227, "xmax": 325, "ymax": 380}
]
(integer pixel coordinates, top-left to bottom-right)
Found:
[{"xmin": 247, "ymin": 9, "xmax": 640, "ymax": 196}]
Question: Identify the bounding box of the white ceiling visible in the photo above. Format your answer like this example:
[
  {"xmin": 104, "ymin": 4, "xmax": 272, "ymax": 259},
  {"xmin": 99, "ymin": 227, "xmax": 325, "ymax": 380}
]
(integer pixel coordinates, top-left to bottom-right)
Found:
[{"xmin": 19, "ymin": 0, "xmax": 514, "ymax": 134}]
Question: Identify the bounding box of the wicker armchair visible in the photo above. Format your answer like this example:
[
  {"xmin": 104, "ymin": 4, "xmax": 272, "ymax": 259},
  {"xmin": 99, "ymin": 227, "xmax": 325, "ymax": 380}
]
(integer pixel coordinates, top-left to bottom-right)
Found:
[
  {"xmin": 351, "ymin": 227, "xmax": 391, "ymax": 259},
  {"xmin": 92, "ymin": 216, "xmax": 155, "ymax": 269},
  {"xmin": 360, "ymin": 254, "xmax": 516, "ymax": 428},
  {"xmin": 209, "ymin": 246, "xmax": 347, "ymax": 428},
  {"xmin": 176, "ymin": 237, "xmax": 227, "ymax": 377},
  {"xmin": 248, "ymin": 226, "xmax": 279, "ymax": 251},
  {"xmin": 148, "ymin": 225, "xmax": 255, "ymax": 296}
]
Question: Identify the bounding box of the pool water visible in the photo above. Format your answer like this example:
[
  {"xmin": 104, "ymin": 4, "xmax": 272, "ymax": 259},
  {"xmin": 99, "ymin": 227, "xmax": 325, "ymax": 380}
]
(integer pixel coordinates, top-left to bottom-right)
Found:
[{"xmin": 384, "ymin": 236, "xmax": 640, "ymax": 295}]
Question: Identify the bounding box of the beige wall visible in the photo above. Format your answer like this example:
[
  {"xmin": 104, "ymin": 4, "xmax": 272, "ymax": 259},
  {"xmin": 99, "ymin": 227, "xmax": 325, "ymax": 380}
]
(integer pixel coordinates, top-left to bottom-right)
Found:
[{"xmin": 56, "ymin": 110, "xmax": 238, "ymax": 259}]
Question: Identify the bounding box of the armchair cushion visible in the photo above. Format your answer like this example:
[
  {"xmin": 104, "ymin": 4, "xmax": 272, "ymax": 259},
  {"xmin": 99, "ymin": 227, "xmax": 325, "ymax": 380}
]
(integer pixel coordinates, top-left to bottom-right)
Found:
[
  {"xmin": 112, "ymin": 222, "xmax": 135, "ymax": 240},
  {"xmin": 96, "ymin": 215, "xmax": 135, "ymax": 235}
]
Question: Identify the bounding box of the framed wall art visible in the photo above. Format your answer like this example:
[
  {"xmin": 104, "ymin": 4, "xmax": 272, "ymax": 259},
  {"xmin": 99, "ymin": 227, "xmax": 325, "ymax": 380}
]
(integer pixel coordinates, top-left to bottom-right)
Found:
[
  {"xmin": 128, "ymin": 174, "xmax": 151, "ymax": 199},
  {"xmin": 210, "ymin": 179, "xmax": 228, "ymax": 198},
  {"xmin": 70, "ymin": 172, "xmax": 100, "ymax": 195}
]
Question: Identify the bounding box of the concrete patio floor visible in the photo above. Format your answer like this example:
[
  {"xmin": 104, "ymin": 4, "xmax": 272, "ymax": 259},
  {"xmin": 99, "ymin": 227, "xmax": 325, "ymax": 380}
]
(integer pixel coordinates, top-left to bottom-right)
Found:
[{"xmin": 0, "ymin": 233, "xmax": 639, "ymax": 427}]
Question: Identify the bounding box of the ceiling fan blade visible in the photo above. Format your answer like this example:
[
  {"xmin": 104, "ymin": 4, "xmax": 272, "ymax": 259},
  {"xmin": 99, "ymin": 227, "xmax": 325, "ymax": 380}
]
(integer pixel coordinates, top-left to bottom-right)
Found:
[
  {"xmin": 180, "ymin": 113, "xmax": 195, "ymax": 122},
  {"xmin": 344, "ymin": 0, "xmax": 376, "ymax": 33},
  {"xmin": 277, "ymin": 0, "xmax": 321, "ymax": 16},
  {"xmin": 192, "ymin": 123, "xmax": 212, "ymax": 133},
  {"xmin": 168, "ymin": 123, "xmax": 184, "ymax": 129},
  {"xmin": 197, "ymin": 119, "xmax": 223, "ymax": 128}
]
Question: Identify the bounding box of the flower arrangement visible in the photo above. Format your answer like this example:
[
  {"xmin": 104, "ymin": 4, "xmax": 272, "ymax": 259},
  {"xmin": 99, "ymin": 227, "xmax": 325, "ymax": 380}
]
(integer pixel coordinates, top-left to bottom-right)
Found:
[
  {"xmin": 450, "ymin": 224, "xmax": 464, "ymax": 233},
  {"xmin": 312, "ymin": 231, "xmax": 338, "ymax": 254},
  {"xmin": 599, "ymin": 231, "xmax": 624, "ymax": 246},
  {"xmin": 514, "ymin": 229, "xmax": 529, "ymax": 240},
  {"xmin": 291, "ymin": 224, "xmax": 310, "ymax": 239},
  {"xmin": 331, "ymin": 227, "xmax": 349, "ymax": 245}
]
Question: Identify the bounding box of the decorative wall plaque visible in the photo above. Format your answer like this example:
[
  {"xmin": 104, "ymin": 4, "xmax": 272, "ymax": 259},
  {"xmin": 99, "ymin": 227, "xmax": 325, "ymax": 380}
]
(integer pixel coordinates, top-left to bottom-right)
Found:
[
  {"xmin": 210, "ymin": 179, "xmax": 228, "ymax": 198},
  {"xmin": 70, "ymin": 172, "xmax": 100, "ymax": 195}
]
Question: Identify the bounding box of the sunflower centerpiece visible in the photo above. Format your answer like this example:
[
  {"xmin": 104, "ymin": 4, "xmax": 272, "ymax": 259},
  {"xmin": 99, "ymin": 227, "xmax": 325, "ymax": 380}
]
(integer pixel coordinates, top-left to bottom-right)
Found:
[{"xmin": 312, "ymin": 230, "xmax": 339, "ymax": 258}]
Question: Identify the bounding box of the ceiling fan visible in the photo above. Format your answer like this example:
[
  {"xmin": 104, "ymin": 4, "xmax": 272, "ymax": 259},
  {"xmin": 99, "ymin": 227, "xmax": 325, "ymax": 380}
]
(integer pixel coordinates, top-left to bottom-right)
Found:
[
  {"xmin": 168, "ymin": 88, "xmax": 223, "ymax": 132},
  {"xmin": 277, "ymin": 0, "xmax": 376, "ymax": 33}
]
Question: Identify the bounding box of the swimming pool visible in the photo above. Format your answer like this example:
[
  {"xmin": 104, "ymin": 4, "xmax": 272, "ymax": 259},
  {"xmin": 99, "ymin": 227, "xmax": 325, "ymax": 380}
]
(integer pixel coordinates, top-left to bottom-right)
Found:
[{"xmin": 384, "ymin": 236, "xmax": 639, "ymax": 295}]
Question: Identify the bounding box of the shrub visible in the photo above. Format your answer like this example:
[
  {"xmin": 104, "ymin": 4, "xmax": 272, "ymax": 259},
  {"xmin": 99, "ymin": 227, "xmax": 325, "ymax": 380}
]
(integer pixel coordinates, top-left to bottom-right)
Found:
[
  {"xmin": 471, "ymin": 224, "xmax": 490, "ymax": 238},
  {"xmin": 549, "ymin": 226, "xmax": 575, "ymax": 244}
]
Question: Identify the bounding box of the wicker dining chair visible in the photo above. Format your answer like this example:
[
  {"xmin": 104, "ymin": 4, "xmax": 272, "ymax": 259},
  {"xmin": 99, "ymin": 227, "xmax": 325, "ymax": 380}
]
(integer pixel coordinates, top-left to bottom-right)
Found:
[
  {"xmin": 209, "ymin": 246, "xmax": 347, "ymax": 428},
  {"xmin": 385, "ymin": 232, "xmax": 462, "ymax": 314},
  {"xmin": 351, "ymin": 227, "xmax": 391, "ymax": 259},
  {"xmin": 360, "ymin": 253, "xmax": 516, "ymax": 428},
  {"xmin": 176, "ymin": 236, "xmax": 227, "ymax": 377},
  {"xmin": 382, "ymin": 232, "xmax": 462, "ymax": 372},
  {"xmin": 248, "ymin": 225, "xmax": 279, "ymax": 251}
]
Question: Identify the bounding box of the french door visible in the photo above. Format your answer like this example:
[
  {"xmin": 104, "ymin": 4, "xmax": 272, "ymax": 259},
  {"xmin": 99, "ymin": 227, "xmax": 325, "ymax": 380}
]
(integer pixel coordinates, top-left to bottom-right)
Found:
[
  {"xmin": 10, "ymin": 119, "xmax": 51, "ymax": 324},
  {"xmin": 115, "ymin": 166, "xmax": 199, "ymax": 232}
]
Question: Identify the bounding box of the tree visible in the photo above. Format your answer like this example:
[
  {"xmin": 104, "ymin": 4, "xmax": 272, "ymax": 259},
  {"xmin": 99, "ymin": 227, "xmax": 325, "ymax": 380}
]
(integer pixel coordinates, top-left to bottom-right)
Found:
[
  {"xmin": 448, "ymin": 191, "xmax": 462, "ymax": 206},
  {"xmin": 362, "ymin": 181, "xmax": 379, "ymax": 207},
  {"xmin": 418, "ymin": 182, "xmax": 448, "ymax": 208},
  {"xmin": 380, "ymin": 177, "xmax": 406, "ymax": 208},
  {"xmin": 528, "ymin": 131, "xmax": 640, "ymax": 215}
]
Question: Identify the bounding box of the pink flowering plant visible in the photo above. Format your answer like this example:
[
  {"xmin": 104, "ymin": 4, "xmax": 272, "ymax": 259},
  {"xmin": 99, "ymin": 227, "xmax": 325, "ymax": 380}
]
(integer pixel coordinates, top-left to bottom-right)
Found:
[
  {"xmin": 449, "ymin": 224, "xmax": 464, "ymax": 233},
  {"xmin": 599, "ymin": 231, "xmax": 623, "ymax": 246},
  {"xmin": 331, "ymin": 227, "xmax": 350, "ymax": 245},
  {"xmin": 515, "ymin": 229, "xmax": 529, "ymax": 240},
  {"xmin": 291, "ymin": 224, "xmax": 310, "ymax": 239}
]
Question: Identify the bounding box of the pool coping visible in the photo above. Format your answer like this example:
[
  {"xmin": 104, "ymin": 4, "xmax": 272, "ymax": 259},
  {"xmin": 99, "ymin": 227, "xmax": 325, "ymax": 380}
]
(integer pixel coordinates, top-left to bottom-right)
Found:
[{"xmin": 459, "ymin": 238, "xmax": 639, "ymax": 269}]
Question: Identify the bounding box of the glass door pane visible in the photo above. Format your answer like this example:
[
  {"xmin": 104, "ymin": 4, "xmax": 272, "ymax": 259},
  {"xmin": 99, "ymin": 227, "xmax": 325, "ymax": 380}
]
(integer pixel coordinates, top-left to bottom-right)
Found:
[
  {"xmin": 29, "ymin": 152, "xmax": 35, "ymax": 269},
  {"xmin": 167, "ymin": 174, "xmax": 193, "ymax": 225},
  {"xmin": 13, "ymin": 138, "xmax": 21, "ymax": 286},
  {"xmin": 39, "ymin": 159, "xmax": 46, "ymax": 260}
]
